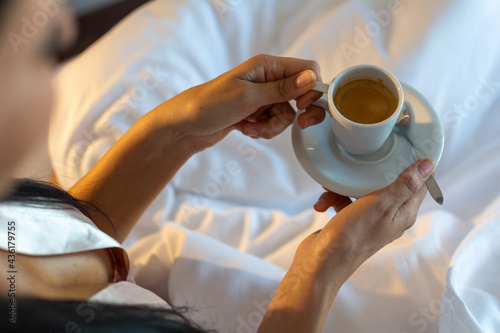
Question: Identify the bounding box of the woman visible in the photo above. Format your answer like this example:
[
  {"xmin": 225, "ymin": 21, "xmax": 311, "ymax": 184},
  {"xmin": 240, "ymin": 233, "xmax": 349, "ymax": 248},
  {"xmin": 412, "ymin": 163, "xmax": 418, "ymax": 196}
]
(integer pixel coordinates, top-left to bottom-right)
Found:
[{"xmin": 0, "ymin": 1, "xmax": 435, "ymax": 332}]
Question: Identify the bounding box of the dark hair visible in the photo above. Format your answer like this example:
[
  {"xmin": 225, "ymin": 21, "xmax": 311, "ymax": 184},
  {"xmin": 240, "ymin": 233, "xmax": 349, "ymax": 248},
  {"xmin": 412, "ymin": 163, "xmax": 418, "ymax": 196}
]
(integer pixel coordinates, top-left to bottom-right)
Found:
[
  {"xmin": 1, "ymin": 179, "xmax": 210, "ymax": 333},
  {"xmin": 0, "ymin": 0, "xmax": 11, "ymax": 26},
  {"xmin": 0, "ymin": 1, "xmax": 207, "ymax": 332},
  {"xmin": 5, "ymin": 178, "xmax": 117, "ymax": 236},
  {"xmin": 0, "ymin": 2, "xmax": 5, "ymax": 31},
  {"xmin": 0, "ymin": 297, "xmax": 209, "ymax": 333},
  {"xmin": 6, "ymin": 178, "xmax": 105, "ymax": 218}
]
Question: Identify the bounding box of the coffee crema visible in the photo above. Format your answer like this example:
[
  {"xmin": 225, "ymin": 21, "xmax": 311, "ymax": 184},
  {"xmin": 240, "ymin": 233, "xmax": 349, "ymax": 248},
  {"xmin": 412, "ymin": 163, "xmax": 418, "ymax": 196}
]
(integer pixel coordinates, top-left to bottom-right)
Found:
[{"xmin": 333, "ymin": 79, "xmax": 398, "ymax": 124}]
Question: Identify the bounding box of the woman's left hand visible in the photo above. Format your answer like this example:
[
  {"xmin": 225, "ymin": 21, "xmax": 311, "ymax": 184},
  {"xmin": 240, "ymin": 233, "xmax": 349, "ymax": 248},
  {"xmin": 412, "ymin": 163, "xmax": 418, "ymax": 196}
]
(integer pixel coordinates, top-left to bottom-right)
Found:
[{"xmin": 161, "ymin": 54, "xmax": 325, "ymax": 152}]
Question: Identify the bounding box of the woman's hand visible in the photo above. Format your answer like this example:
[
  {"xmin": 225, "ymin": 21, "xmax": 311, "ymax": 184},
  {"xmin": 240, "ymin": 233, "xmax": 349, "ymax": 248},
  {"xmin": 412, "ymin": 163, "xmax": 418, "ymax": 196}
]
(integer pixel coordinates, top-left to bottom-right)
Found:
[
  {"xmin": 258, "ymin": 159, "xmax": 435, "ymax": 333},
  {"xmin": 313, "ymin": 188, "xmax": 353, "ymax": 213},
  {"xmin": 300, "ymin": 159, "xmax": 435, "ymax": 274},
  {"xmin": 70, "ymin": 54, "xmax": 324, "ymax": 243},
  {"xmin": 162, "ymin": 54, "xmax": 325, "ymax": 152}
]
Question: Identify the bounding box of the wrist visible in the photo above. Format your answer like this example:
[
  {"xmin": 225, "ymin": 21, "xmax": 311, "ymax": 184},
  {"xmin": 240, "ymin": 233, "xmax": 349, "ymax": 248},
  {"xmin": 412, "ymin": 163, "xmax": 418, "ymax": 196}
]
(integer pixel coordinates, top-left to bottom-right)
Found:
[
  {"xmin": 305, "ymin": 223, "xmax": 373, "ymax": 285},
  {"xmin": 281, "ymin": 248, "xmax": 356, "ymax": 307},
  {"xmin": 144, "ymin": 99, "xmax": 201, "ymax": 157},
  {"xmin": 259, "ymin": 261, "xmax": 341, "ymax": 333},
  {"xmin": 150, "ymin": 87, "xmax": 230, "ymax": 154},
  {"xmin": 295, "ymin": 250, "xmax": 356, "ymax": 296}
]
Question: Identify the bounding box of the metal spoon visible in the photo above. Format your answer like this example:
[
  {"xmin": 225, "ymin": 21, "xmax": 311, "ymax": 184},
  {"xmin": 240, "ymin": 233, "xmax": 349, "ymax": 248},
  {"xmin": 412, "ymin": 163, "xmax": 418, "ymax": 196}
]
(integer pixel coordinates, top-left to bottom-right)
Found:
[{"xmin": 393, "ymin": 107, "xmax": 444, "ymax": 205}]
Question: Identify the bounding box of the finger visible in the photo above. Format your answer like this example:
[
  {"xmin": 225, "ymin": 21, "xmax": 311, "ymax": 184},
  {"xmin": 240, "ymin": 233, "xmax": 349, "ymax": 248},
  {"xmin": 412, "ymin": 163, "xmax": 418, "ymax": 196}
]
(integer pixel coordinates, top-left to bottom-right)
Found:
[
  {"xmin": 239, "ymin": 103, "xmax": 296, "ymax": 139},
  {"xmin": 314, "ymin": 191, "xmax": 353, "ymax": 213},
  {"xmin": 248, "ymin": 70, "xmax": 317, "ymax": 107},
  {"xmin": 296, "ymin": 90, "xmax": 324, "ymax": 110},
  {"xmin": 240, "ymin": 55, "xmax": 322, "ymax": 83},
  {"xmin": 396, "ymin": 183, "xmax": 427, "ymax": 231},
  {"xmin": 381, "ymin": 159, "xmax": 435, "ymax": 208},
  {"xmin": 296, "ymin": 105, "xmax": 327, "ymax": 129},
  {"xmin": 236, "ymin": 102, "xmax": 288, "ymax": 132},
  {"xmin": 256, "ymin": 103, "xmax": 289, "ymax": 122},
  {"xmin": 277, "ymin": 57, "xmax": 322, "ymax": 82},
  {"xmin": 245, "ymin": 105, "xmax": 271, "ymax": 123}
]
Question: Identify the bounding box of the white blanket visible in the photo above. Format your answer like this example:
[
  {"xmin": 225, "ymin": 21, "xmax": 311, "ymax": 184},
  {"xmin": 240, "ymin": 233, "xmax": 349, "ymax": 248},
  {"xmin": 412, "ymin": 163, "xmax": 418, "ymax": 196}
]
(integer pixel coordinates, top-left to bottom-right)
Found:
[{"xmin": 49, "ymin": 0, "xmax": 500, "ymax": 332}]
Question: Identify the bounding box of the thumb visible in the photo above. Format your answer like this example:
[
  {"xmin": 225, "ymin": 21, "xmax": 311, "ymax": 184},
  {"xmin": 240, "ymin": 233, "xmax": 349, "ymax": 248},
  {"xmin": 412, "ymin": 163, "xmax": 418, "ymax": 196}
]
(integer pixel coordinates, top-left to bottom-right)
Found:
[
  {"xmin": 386, "ymin": 159, "xmax": 435, "ymax": 205},
  {"xmin": 252, "ymin": 70, "xmax": 317, "ymax": 105}
]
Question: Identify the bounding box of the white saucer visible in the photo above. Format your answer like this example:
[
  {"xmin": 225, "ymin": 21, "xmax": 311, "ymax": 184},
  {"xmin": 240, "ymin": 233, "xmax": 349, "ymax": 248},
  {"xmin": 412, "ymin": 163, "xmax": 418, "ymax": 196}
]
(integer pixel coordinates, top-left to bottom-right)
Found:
[{"xmin": 292, "ymin": 83, "xmax": 444, "ymax": 198}]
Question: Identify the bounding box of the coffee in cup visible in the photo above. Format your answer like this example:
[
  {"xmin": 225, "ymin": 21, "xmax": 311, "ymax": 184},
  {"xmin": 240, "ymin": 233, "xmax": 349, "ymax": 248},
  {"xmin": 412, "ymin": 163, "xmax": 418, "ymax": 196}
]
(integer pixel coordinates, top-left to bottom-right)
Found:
[
  {"xmin": 333, "ymin": 79, "xmax": 398, "ymax": 124},
  {"xmin": 310, "ymin": 65, "xmax": 404, "ymax": 155}
]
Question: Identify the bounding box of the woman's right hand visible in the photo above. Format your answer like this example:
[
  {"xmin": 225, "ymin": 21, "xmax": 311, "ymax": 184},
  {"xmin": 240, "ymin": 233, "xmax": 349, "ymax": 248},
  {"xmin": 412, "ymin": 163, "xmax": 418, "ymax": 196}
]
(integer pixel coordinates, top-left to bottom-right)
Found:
[
  {"xmin": 258, "ymin": 158, "xmax": 435, "ymax": 333},
  {"xmin": 306, "ymin": 158, "xmax": 434, "ymax": 273}
]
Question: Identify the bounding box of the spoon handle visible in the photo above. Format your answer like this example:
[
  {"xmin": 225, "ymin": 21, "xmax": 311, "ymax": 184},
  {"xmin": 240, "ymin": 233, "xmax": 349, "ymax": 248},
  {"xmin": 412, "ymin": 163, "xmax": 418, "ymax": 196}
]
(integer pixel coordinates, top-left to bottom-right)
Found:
[
  {"xmin": 423, "ymin": 175, "xmax": 444, "ymax": 205},
  {"xmin": 408, "ymin": 142, "xmax": 444, "ymax": 205}
]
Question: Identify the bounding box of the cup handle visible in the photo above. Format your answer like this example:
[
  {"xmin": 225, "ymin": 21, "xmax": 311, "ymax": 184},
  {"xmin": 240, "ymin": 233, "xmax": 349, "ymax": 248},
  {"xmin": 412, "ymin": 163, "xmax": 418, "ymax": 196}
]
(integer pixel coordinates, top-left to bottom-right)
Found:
[{"xmin": 310, "ymin": 82, "xmax": 330, "ymax": 115}]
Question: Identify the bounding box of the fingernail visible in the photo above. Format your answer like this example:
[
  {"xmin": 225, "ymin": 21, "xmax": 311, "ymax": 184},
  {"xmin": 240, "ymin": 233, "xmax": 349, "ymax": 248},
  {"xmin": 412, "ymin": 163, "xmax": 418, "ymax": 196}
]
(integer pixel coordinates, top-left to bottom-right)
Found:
[
  {"xmin": 418, "ymin": 159, "xmax": 435, "ymax": 178},
  {"xmin": 296, "ymin": 70, "xmax": 316, "ymax": 88},
  {"xmin": 244, "ymin": 128, "xmax": 259, "ymax": 137},
  {"xmin": 304, "ymin": 118, "xmax": 316, "ymax": 129}
]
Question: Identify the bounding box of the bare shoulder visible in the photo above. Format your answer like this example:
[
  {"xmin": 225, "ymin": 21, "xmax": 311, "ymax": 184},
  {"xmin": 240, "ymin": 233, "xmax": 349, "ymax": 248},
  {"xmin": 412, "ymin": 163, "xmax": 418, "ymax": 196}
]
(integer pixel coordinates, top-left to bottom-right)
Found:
[{"xmin": 0, "ymin": 249, "xmax": 114, "ymax": 300}]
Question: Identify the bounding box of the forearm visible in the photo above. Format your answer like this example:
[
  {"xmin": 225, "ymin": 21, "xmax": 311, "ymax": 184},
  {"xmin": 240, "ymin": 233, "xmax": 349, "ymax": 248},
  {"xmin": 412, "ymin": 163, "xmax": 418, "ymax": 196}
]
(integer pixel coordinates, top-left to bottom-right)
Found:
[
  {"xmin": 258, "ymin": 271, "xmax": 337, "ymax": 333},
  {"xmin": 69, "ymin": 104, "xmax": 195, "ymax": 243},
  {"xmin": 258, "ymin": 251, "xmax": 358, "ymax": 333},
  {"xmin": 66, "ymin": 54, "xmax": 322, "ymax": 243}
]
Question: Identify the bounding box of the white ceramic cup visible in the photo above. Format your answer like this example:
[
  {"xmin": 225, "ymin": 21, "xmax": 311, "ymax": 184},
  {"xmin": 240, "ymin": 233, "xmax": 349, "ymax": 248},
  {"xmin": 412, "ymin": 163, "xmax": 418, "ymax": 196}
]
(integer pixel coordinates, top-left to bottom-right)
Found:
[{"xmin": 311, "ymin": 64, "xmax": 404, "ymax": 155}]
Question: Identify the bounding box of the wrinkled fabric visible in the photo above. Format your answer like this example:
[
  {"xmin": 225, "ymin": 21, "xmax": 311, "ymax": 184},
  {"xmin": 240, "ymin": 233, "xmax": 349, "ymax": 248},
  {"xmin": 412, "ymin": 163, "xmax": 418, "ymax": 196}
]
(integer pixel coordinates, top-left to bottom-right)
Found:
[{"xmin": 49, "ymin": 0, "xmax": 500, "ymax": 332}]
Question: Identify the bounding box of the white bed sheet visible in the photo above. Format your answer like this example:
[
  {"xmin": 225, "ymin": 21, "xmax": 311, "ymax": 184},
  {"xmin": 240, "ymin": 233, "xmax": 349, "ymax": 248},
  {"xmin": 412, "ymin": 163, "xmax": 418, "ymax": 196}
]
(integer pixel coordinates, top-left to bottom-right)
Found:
[{"xmin": 49, "ymin": 0, "xmax": 500, "ymax": 332}]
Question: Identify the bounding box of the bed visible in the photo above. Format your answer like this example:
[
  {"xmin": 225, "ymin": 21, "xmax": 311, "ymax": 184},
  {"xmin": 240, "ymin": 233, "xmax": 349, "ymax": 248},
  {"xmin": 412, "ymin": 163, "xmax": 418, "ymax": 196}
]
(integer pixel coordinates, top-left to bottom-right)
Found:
[{"xmin": 49, "ymin": 0, "xmax": 500, "ymax": 332}]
